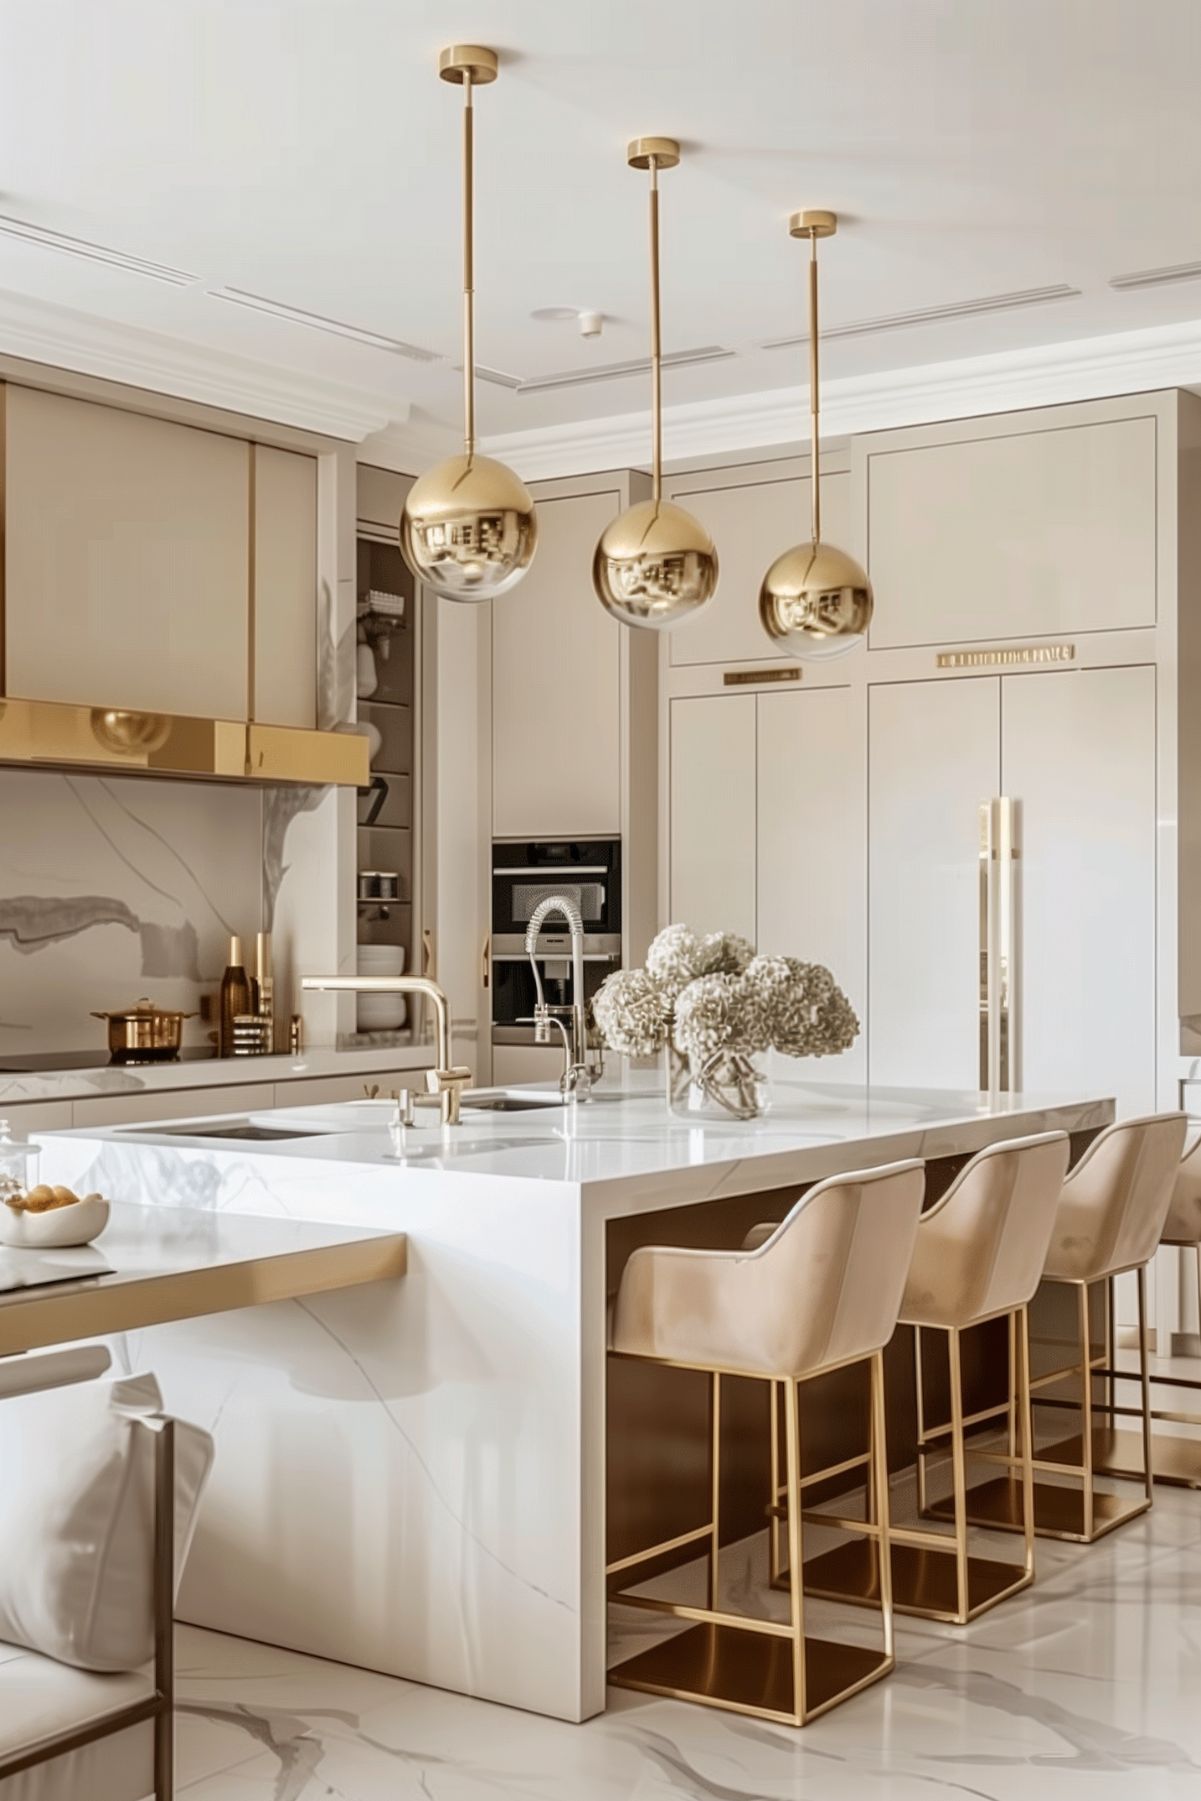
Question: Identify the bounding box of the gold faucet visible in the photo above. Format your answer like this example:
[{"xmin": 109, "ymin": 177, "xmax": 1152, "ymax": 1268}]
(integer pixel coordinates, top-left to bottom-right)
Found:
[{"xmin": 300, "ymin": 974, "xmax": 473, "ymax": 1125}]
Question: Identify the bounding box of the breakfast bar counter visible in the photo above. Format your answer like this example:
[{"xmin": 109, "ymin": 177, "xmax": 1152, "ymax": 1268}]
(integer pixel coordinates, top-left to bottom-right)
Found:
[{"xmin": 35, "ymin": 1078, "xmax": 1112, "ymax": 1723}]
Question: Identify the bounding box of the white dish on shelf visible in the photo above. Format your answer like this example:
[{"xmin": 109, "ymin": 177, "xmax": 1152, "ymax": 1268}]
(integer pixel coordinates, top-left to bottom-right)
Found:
[{"xmin": 0, "ymin": 1193, "xmax": 110, "ymax": 1249}]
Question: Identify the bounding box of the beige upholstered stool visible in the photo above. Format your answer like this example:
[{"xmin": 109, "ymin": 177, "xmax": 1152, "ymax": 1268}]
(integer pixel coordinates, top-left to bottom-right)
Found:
[
  {"xmin": 607, "ymin": 1159, "xmax": 924, "ymax": 1727},
  {"xmin": 806, "ymin": 1131, "xmax": 1070, "ymax": 1626},
  {"xmin": 1090, "ymin": 1128, "xmax": 1201, "ymax": 1491},
  {"xmin": 952, "ymin": 1111, "xmax": 1188, "ymax": 1545}
]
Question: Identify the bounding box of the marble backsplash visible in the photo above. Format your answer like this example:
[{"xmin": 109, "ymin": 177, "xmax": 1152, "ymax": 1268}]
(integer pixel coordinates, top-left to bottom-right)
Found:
[{"xmin": 0, "ymin": 768, "xmax": 266, "ymax": 1055}]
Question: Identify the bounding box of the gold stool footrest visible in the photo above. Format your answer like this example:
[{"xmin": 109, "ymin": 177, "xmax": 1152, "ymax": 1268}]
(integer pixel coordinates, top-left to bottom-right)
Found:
[
  {"xmin": 803, "ymin": 1538, "xmax": 1031, "ymax": 1626},
  {"xmin": 926, "ymin": 1474, "xmax": 1150, "ymax": 1544},
  {"xmin": 610, "ymin": 1621, "xmax": 891, "ymax": 1728},
  {"xmin": 1045, "ymin": 1426, "xmax": 1201, "ymax": 1492}
]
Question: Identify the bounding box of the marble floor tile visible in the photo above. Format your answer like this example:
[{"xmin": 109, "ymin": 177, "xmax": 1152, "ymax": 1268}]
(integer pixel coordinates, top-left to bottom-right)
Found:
[{"xmin": 175, "ymin": 1482, "xmax": 1201, "ymax": 1801}]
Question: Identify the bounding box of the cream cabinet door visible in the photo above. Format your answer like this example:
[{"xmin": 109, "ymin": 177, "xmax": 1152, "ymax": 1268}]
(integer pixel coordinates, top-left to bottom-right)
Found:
[
  {"xmin": 492, "ymin": 489, "xmax": 622, "ymax": 838},
  {"xmin": 757, "ymin": 686, "xmax": 865, "ymax": 1080},
  {"xmin": 1002, "ymin": 665, "xmax": 1156, "ymax": 1116},
  {"xmin": 869, "ymin": 678, "xmax": 1000, "ymax": 1090},
  {"xmin": 667, "ymin": 472, "xmax": 851, "ymax": 668},
  {"xmin": 253, "ymin": 445, "xmax": 318, "ymax": 728},
  {"xmin": 669, "ymin": 694, "xmax": 756, "ymax": 942},
  {"xmin": 5, "ymin": 386, "xmax": 250, "ymax": 717},
  {"xmin": 866, "ymin": 415, "xmax": 1157, "ymax": 649}
]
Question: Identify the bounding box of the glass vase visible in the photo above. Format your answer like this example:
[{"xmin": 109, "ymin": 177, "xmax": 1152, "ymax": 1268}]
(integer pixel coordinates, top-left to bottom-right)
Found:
[{"xmin": 665, "ymin": 1045, "xmax": 768, "ymax": 1122}]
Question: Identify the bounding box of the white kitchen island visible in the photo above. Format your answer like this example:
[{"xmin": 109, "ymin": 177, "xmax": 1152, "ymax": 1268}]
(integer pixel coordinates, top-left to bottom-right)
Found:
[{"xmin": 37, "ymin": 1077, "xmax": 1112, "ymax": 1723}]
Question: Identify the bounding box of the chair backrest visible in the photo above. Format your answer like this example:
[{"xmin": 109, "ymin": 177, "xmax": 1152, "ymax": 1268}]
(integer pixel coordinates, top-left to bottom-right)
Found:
[
  {"xmin": 1163, "ymin": 1128, "xmax": 1201, "ymax": 1245},
  {"xmin": 745, "ymin": 1158, "xmax": 926, "ymax": 1375},
  {"xmin": 1045, "ymin": 1111, "xmax": 1189, "ymax": 1283},
  {"xmin": 901, "ymin": 1130, "xmax": 1070, "ymax": 1329}
]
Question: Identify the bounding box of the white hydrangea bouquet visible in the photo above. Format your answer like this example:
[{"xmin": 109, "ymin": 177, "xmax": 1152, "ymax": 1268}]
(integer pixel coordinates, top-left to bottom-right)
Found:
[{"xmin": 593, "ymin": 924, "xmax": 859, "ymax": 1121}]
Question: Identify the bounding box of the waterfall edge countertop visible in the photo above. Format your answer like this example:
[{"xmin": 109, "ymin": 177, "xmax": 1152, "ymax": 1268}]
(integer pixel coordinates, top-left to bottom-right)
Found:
[
  {"xmin": 34, "ymin": 1074, "xmax": 1114, "ymax": 1220},
  {"xmin": 33, "ymin": 1079, "xmax": 1113, "ymax": 1727}
]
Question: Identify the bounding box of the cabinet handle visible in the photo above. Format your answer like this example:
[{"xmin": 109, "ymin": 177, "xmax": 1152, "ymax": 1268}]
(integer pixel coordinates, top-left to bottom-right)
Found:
[
  {"xmin": 997, "ymin": 796, "xmax": 1018, "ymax": 1094},
  {"xmin": 481, "ymin": 934, "xmax": 491, "ymax": 991},
  {"xmin": 422, "ymin": 929, "xmax": 435, "ymax": 979},
  {"xmin": 979, "ymin": 800, "xmax": 997, "ymax": 1093}
]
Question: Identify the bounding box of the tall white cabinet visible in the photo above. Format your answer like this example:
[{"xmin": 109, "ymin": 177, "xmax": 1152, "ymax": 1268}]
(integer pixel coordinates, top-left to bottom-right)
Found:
[{"xmin": 868, "ymin": 666, "xmax": 1157, "ymax": 1115}]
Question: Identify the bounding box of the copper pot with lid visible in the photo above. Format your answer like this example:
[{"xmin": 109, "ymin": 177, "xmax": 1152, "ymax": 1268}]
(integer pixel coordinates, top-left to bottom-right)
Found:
[{"xmin": 91, "ymin": 999, "xmax": 196, "ymax": 1064}]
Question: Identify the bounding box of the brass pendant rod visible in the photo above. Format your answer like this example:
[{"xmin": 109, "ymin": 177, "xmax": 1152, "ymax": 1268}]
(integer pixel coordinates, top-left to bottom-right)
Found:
[
  {"xmin": 649, "ymin": 157, "xmax": 662, "ymax": 502},
  {"xmin": 462, "ymin": 70, "xmax": 476, "ymax": 460},
  {"xmin": 808, "ymin": 229, "xmax": 820, "ymax": 546}
]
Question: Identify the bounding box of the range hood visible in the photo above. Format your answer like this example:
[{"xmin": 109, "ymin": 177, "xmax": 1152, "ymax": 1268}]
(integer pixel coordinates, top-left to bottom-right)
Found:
[{"xmin": 0, "ymin": 699, "xmax": 368, "ymax": 786}]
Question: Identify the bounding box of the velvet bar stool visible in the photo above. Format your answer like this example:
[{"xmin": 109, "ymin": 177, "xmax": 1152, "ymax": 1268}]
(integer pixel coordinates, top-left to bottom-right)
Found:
[
  {"xmin": 1091, "ymin": 1128, "xmax": 1201, "ymax": 1490},
  {"xmin": 805, "ymin": 1130, "xmax": 1071, "ymax": 1626},
  {"xmin": 958, "ymin": 1111, "xmax": 1188, "ymax": 1544},
  {"xmin": 607, "ymin": 1159, "xmax": 925, "ymax": 1727}
]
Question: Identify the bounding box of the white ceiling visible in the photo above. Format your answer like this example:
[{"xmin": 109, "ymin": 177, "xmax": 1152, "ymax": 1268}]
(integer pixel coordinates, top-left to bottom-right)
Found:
[{"xmin": 3, "ymin": 0, "xmax": 1201, "ymax": 453}]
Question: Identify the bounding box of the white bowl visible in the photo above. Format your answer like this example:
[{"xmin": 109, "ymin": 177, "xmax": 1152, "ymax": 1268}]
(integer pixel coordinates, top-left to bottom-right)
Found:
[
  {"xmin": 0, "ymin": 1194, "xmax": 110, "ymax": 1249},
  {"xmin": 356, "ymin": 995, "xmax": 408, "ymax": 1032}
]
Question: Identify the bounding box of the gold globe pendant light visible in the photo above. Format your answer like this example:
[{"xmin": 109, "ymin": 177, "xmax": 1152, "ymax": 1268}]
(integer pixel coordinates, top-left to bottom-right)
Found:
[
  {"xmin": 401, "ymin": 45, "xmax": 537, "ymax": 603},
  {"xmin": 760, "ymin": 211, "xmax": 873, "ymax": 657},
  {"xmin": 593, "ymin": 138, "xmax": 717, "ymax": 630}
]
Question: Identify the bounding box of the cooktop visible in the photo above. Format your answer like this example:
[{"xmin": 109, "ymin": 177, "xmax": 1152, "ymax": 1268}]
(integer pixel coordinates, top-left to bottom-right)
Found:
[{"xmin": 0, "ymin": 1048, "xmax": 221, "ymax": 1073}]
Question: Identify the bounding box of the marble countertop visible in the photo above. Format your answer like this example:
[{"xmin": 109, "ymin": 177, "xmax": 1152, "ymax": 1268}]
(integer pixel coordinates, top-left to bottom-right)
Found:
[
  {"xmin": 0, "ymin": 1041, "xmax": 434, "ymax": 1107},
  {"xmin": 0, "ymin": 1200, "xmax": 406, "ymax": 1356},
  {"xmin": 37, "ymin": 1075, "xmax": 1114, "ymax": 1219}
]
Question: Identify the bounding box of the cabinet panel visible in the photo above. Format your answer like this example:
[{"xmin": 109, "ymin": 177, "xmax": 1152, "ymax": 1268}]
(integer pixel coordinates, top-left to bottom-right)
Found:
[
  {"xmin": 5, "ymin": 386, "xmax": 249, "ymax": 716},
  {"xmin": 6, "ymin": 1101, "xmax": 74, "ymax": 1134},
  {"xmin": 492, "ymin": 490, "xmax": 622, "ymax": 838},
  {"xmin": 867, "ymin": 416, "xmax": 1156, "ymax": 648},
  {"xmin": 1002, "ymin": 665, "xmax": 1156, "ymax": 1115},
  {"xmin": 279, "ymin": 1069, "xmax": 431, "ymax": 1106},
  {"xmin": 869, "ymin": 679, "xmax": 1000, "ymax": 1089},
  {"xmin": 357, "ymin": 464, "xmax": 408, "ymax": 538},
  {"xmin": 669, "ymin": 694, "xmax": 756, "ymax": 943},
  {"xmin": 254, "ymin": 445, "xmax": 318, "ymax": 728},
  {"xmin": 491, "ymin": 1045, "xmax": 565, "ymax": 1088},
  {"xmin": 757, "ymin": 687, "xmax": 865, "ymax": 1079},
  {"xmin": 668, "ymin": 472, "xmax": 851, "ymax": 668}
]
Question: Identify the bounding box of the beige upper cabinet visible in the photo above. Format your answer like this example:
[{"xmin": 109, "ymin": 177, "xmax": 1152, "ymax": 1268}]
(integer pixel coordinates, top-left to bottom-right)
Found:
[
  {"xmin": 357, "ymin": 464, "xmax": 408, "ymax": 541},
  {"xmin": 862, "ymin": 411, "xmax": 1158, "ymax": 649},
  {"xmin": 253, "ymin": 444, "xmax": 318, "ymax": 728},
  {"xmin": 491, "ymin": 487, "xmax": 622, "ymax": 839},
  {"xmin": 665, "ymin": 467, "xmax": 851, "ymax": 668},
  {"xmin": 5, "ymin": 385, "xmax": 251, "ymax": 718}
]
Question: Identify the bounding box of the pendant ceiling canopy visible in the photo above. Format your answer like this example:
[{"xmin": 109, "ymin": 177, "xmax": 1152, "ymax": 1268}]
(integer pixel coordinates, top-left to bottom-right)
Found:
[
  {"xmin": 592, "ymin": 137, "xmax": 718, "ymax": 631},
  {"xmin": 401, "ymin": 45, "xmax": 538, "ymax": 604},
  {"xmin": 759, "ymin": 211, "xmax": 874, "ymax": 658}
]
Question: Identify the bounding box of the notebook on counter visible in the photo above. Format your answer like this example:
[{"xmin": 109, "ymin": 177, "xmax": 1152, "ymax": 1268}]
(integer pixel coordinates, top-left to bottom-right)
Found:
[{"xmin": 0, "ymin": 1247, "xmax": 114, "ymax": 1295}]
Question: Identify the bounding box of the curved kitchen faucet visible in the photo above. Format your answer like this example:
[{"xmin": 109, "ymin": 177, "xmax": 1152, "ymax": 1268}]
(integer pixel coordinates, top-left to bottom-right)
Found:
[{"xmin": 524, "ymin": 894, "xmax": 602, "ymax": 1099}]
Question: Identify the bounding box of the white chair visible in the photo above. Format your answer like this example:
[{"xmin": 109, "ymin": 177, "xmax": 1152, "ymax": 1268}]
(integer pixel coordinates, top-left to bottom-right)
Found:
[{"xmin": 0, "ymin": 1347, "xmax": 207, "ymax": 1801}]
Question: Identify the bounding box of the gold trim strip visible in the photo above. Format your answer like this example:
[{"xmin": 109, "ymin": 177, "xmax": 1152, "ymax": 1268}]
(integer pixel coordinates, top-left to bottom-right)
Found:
[
  {"xmin": 0, "ymin": 382, "xmax": 6, "ymax": 698},
  {"xmin": 247, "ymin": 441, "xmax": 257, "ymax": 725},
  {"xmin": 0, "ymin": 1233, "xmax": 407, "ymax": 1357},
  {"xmin": 937, "ymin": 643, "xmax": 1075, "ymax": 669},
  {"xmin": 0, "ymin": 698, "xmax": 367, "ymax": 787},
  {"xmin": 724, "ymin": 666, "xmax": 802, "ymax": 686}
]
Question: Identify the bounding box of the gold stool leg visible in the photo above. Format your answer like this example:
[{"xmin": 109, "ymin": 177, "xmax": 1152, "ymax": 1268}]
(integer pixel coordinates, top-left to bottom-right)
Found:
[
  {"xmin": 948, "ymin": 1326, "xmax": 970, "ymax": 1624},
  {"xmin": 783, "ymin": 1376, "xmax": 806, "ymax": 1723},
  {"xmin": 709, "ymin": 1372, "xmax": 722, "ymax": 1609},
  {"xmin": 768, "ymin": 1380, "xmax": 782, "ymax": 1584},
  {"xmin": 1079, "ymin": 1282, "xmax": 1095, "ymax": 1542},
  {"xmin": 1138, "ymin": 1265, "xmax": 1154, "ymax": 1509},
  {"xmin": 870, "ymin": 1350, "xmax": 895, "ymax": 1668},
  {"xmin": 1018, "ymin": 1304, "xmax": 1036, "ymax": 1582}
]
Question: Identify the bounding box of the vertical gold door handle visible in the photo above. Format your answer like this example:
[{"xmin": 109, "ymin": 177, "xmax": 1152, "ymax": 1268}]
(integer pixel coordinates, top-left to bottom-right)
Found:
[
  {"xmin": 481, "ymin": 934, "xmax": 491, "ymax": 990},
  {"xmin": 422, "ymin": 928, "xmax": 435, "ymax": 979},
  {"xmin": 979, "ymin": 798, "xmax": 1002, "ymax": 1095},
  {"xmin": 997, "ymin": 796, "xmax": 1019, "ymax": 1094}
]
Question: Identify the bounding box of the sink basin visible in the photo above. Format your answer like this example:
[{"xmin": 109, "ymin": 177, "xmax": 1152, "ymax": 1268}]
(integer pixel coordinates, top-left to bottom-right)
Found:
[
  {"xmin": 461, "ymin": 1096, "xmax": 566, "ymax": 1113},
  {"xmin": 140, "ymin": 1122, "xmax": 324, "ymax": 1142}
]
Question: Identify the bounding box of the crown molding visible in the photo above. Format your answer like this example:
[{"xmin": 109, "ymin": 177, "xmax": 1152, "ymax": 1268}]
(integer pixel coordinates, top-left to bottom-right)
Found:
[
  {"xmin": 356, "ymin": 415, "xmax": 460, "ymax": 473},
  {"xmin": 481, "ymin": 316, "xmax": 1201, "ymax": 480},
  {"xmin": 0, "ymin": 286, "xmax": 396, "ymax": 440}
]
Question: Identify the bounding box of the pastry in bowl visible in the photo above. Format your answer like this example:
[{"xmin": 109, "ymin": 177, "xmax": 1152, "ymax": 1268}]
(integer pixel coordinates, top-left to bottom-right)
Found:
[{"xmin": 0, "ymin": 1185, "xmax": 110, "ymax": 1249}]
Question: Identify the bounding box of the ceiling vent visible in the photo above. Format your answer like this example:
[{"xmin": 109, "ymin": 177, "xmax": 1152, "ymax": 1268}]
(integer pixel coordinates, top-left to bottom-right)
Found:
[
  {"xmin": 1108, "ymin": 260, "xmax": 1201, "ymax": 291},
  {"xmin": 763, "ymin": 283, "xmax": 1080, "ymax": 350},
  {"xmin": 0, "ymin": 213, "xmax": 196, "ymax": 286},
  {"xmin": 476, "ymin": 344, "xmax": 735, "ymax": 395},
  {"xmin": 208, "ymin": 287, "xmax": 442, "ymax": 361}
]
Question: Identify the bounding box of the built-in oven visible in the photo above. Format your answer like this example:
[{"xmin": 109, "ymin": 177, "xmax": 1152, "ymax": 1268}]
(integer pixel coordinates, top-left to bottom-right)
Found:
[{"xmin": 491, "ymin": 839, "xmax": 622, "ymax": 1045}]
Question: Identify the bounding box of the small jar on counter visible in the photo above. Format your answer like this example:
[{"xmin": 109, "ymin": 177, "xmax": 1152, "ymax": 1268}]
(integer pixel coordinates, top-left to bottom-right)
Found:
[{"xmin": 0, "ymin": 1119, "xmax": 39, "ymax": 1202}]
